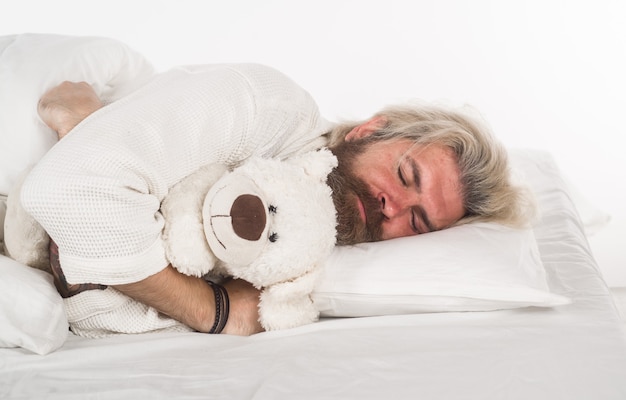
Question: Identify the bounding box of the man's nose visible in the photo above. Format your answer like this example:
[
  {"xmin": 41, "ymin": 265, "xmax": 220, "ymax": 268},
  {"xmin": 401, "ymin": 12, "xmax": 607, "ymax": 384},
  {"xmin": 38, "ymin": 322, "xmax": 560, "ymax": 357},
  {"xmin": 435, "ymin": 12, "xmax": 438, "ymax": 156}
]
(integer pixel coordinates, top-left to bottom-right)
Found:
[{"xmin": 379, "ymin": 191, "xmax": 413, "ymax": 219}]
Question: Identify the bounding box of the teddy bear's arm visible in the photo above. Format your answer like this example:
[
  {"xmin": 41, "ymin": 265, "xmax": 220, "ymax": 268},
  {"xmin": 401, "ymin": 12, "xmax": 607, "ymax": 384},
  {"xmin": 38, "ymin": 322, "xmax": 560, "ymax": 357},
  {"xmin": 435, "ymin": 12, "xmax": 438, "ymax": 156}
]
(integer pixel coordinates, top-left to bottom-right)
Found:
[
  {"xmin": 258, "ymin": 268, "xmax": 321, "ymax": 331},
  {"xmin": 161, "ymin": 163, "xmax": 229, "ymax": 277},
  {"xmin": 3, "ymin": 167, "xmax": 51, "ymax": 272}
]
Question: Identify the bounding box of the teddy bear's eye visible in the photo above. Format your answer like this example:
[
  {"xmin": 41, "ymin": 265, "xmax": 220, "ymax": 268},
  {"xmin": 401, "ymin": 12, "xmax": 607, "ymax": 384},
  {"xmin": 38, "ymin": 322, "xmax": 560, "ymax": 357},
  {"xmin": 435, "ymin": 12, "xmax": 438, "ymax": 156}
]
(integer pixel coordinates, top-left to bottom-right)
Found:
[
  {"xmin": 268, "ymin": 205, "xmax": 277, "ymax": 214},
  {"xmin": 269, "ymin": 232, "xmax": 279, "ymax": 242}
]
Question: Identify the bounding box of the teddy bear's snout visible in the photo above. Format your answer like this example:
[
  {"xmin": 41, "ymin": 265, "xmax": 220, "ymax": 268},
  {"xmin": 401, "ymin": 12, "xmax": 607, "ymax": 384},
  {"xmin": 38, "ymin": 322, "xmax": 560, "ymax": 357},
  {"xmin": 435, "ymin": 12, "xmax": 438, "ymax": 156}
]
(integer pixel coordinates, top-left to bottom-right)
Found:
[{"xmin": 230, "ymin": 194, "xmax": 267, "ymax": 241}]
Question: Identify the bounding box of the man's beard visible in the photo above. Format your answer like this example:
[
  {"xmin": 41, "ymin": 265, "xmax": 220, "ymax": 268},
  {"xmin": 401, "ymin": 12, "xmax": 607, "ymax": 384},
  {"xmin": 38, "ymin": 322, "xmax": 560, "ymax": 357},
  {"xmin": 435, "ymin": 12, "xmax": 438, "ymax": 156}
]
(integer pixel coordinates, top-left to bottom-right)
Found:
[{"xmin": 327, "ymin": 140, "xmax": 385, "ymax": 245}]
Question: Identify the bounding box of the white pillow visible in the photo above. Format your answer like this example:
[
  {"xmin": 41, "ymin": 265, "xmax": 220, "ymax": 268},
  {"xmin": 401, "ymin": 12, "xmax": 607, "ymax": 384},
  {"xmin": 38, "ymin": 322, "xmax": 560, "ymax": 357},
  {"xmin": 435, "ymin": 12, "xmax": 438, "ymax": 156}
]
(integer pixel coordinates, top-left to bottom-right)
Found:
[
  {"xmin": 0, "ymin": 255, "xmax": 68, "ymax": 355},
  {"xmin": 312, "ymin": 223, "xmax": 570, "ymax": 317},
  {"xmin": 0, "ymin": 33, "xmax": 155, "ymax": 195},
  {"xmin": 562, "ymin": 175, "xmax": 611, "ymax": 236}
]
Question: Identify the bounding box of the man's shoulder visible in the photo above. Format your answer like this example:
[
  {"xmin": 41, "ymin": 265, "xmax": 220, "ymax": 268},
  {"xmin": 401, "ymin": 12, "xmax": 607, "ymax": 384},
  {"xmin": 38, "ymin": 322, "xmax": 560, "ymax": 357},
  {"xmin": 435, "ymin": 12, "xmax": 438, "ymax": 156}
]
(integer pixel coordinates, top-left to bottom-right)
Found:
[
  {"xmin": 161, "ymin": 63, "xmax": 289, "ymax": 82},
  {"xmin": 157, "ymin": 63, "xmax": 301, "ymax": 96}
]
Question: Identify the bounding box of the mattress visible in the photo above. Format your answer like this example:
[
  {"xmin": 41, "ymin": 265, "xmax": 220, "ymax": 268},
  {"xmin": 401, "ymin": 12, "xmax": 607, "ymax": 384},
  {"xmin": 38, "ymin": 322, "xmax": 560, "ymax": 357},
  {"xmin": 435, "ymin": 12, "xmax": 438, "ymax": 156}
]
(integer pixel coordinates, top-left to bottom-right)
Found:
[{"xmin": 1, "ymin": 149, "xmax": 625, "ymax": 400}]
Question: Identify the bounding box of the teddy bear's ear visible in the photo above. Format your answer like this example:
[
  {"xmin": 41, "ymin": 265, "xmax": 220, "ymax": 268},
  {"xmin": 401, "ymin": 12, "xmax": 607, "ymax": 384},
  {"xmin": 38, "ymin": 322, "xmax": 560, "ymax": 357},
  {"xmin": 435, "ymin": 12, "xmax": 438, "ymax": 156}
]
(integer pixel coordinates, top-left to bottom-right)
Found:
[{"xmin": 287, "ymin": 148, "xmax": 338, "ymax": 182}]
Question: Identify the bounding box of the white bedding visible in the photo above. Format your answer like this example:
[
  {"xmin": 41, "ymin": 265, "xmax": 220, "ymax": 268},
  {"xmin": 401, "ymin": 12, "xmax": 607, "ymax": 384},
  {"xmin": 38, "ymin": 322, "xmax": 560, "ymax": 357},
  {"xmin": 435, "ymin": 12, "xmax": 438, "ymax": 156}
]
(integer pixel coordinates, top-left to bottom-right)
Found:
[
  {"xmin": 2, "ymin": 149, "xmax": 625, "ymax": 400},
  {"xmin": 1, "ymin": 33, "xmax": 624, "ymax": 400}
]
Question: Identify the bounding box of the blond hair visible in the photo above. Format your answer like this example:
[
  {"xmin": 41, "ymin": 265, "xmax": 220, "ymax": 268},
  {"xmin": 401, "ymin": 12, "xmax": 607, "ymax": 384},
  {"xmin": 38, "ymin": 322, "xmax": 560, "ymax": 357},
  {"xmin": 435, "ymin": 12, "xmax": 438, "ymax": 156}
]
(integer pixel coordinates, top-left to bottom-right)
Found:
[{"xmin": 326, "ymin": 103, "xmax": 535, "ymax": 228}]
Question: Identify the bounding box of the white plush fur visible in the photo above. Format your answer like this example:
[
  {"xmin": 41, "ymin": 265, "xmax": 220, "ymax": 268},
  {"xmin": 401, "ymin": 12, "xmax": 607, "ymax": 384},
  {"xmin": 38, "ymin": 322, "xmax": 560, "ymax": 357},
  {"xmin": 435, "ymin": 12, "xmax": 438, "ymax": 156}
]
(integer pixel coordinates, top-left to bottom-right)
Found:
[
  {"xmin": 161, "ymin": 163, "xmax": 229, "ymax": 277},
  {"xmin": 5, "ymin": 149, "xmax": 338, "ymax": 332},
  {"xmin": 3, "ymin": 168, "xmax": 50, "ymax": 272}
]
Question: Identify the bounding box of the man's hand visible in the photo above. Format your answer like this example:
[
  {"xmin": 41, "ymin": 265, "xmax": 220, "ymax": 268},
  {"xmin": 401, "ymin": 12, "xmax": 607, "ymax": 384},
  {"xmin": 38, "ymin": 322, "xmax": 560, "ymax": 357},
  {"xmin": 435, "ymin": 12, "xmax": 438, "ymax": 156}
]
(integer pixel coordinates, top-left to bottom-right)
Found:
[
  {"xmin": 38, "ymin": 81, "xmax": 103, "ymax": 139},
  {"xmin": 222, "ymin": 279, "xmax": 264, "ymax": 335}
]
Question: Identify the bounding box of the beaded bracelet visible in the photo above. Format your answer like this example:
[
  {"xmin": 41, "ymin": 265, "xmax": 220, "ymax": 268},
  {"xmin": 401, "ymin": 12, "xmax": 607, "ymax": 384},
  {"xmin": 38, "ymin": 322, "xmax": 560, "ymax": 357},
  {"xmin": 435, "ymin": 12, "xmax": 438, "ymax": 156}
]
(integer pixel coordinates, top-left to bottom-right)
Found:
[{"xmin": 207, "ymin": 281, "xmax": 230, "ymax": 334}]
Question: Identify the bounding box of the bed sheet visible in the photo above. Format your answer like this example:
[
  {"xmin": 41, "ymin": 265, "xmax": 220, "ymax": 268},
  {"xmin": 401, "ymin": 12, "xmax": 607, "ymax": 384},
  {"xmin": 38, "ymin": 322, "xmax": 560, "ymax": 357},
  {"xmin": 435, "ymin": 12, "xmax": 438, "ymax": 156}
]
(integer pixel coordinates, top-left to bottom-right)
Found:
[{"xmin": 2, "ymin": 149, "xmax": 626, "ymax": 400}]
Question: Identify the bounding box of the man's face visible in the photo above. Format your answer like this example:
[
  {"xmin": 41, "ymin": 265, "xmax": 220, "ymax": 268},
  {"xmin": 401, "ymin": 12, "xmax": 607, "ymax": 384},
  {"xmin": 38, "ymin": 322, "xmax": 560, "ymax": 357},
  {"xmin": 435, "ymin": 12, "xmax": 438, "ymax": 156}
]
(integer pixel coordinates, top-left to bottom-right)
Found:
[{"xmin": 328, "ymin": 138, "xmax": 466, "ymax": 245}]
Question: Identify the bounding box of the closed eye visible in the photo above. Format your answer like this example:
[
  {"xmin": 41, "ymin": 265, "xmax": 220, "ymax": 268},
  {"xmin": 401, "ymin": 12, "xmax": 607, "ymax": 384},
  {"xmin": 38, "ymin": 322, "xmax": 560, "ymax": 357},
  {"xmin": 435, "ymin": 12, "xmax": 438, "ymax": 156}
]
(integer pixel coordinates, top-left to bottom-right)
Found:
[
  {"xmin": 397, "ymin": 165, "xmax": 407, "ymax": 186},
  {"xmin": 410, "ymin": 209, "xmax": 420, "ymax": 233},
  {"xmin": 412, "ymin": 206, "xmax": 435, "ymax": 234},
  {"xmin": 408, "ymin": 157, "xmax": 421, "ymax": 191},
  {"xmin": 398, "ymin": 156, "xmax": 419, "ymax": 189}
]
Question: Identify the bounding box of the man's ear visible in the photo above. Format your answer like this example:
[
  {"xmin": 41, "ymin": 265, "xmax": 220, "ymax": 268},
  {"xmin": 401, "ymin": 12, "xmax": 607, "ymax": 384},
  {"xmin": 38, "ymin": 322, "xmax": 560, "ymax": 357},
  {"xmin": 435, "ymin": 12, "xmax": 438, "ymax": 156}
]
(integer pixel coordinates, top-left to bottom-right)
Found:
[{"xmin": 345, "ymin": 115, "xmax": 387, "ymax": 142}]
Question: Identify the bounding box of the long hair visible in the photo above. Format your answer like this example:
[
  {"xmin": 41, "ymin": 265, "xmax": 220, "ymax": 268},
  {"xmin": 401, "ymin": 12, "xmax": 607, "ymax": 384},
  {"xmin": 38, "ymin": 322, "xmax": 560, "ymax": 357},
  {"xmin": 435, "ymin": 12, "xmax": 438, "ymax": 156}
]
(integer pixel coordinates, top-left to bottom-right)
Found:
[{"xmin": 326, "ymin": 103, "xmax": 535, "ymax": 228}]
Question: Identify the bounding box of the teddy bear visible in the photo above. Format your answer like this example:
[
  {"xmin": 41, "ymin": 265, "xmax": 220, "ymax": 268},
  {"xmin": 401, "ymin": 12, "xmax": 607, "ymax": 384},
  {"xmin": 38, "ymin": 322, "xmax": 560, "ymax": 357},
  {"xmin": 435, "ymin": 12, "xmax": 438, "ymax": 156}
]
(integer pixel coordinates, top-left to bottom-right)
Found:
[
  {"xmin": 3, "ymin": 149, "xmax": 338, "ymax": 331},
  {"xmin": 161, "ymin": 149, "xmax": 338, "ymax": 330}
]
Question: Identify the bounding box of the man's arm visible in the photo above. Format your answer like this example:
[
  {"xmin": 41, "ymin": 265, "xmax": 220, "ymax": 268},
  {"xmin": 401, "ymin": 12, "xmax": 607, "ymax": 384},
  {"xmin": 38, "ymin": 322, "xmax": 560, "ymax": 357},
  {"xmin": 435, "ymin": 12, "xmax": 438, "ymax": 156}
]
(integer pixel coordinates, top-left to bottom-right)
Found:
[
  {"xmin": 38, "ymin": 82, "xmax": 263, "ymax": 335},
  {"xmin": 115, "ymin": 266, "xmax": 263, "ymax": 335}
]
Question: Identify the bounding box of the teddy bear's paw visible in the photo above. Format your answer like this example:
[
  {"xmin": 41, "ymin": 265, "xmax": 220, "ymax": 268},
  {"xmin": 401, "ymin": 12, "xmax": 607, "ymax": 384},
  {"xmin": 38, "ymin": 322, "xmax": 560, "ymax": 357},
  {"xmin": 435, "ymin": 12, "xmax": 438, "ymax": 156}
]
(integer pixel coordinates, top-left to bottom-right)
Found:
[
  {"xmin": 166, "ymin": 247, "xmax": 219, "ymax": 277},
  {"xmin": 258, "ymin": 289, "xmax": 319, "ymax": 331},
  {"xmin": 164, "ymin": 230, "xmax": 219, "ymax": 277},
  {"xmin": 163, "ymin": 205, "xmax": 219, "ymax": 275},
  {"xmin": 3, "ymin": 166, "xmax": 51, "ymax": 272},
  {"xmin": 8, "ymin": 231, "xmax": 50, "ymax": 272}
]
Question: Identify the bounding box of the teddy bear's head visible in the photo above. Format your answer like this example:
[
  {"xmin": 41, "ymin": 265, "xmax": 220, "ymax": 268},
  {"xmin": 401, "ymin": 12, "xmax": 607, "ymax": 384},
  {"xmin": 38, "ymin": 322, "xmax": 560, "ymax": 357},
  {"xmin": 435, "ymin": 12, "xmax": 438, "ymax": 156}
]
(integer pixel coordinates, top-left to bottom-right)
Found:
[{"xmin": 202, "ymin": 149, "xmax": 338, "ymax": 288}]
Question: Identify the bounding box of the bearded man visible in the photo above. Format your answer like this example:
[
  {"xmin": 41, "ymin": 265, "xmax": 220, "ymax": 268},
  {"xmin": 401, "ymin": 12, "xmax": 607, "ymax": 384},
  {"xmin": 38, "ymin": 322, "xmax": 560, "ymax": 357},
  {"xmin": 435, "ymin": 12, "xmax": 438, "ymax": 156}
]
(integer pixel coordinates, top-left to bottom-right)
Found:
[{"xmin": 24, "ymin": 64, "xmax": 529, "ymax": 337}]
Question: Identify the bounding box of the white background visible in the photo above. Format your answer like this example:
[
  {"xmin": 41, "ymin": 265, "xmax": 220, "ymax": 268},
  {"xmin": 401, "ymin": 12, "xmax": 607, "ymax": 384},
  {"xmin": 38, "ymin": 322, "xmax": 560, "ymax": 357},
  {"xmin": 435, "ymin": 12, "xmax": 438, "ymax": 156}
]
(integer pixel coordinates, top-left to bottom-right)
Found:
[{"xmin": 2, "ymin": 0, "xmax": 624, "ymax": 284}]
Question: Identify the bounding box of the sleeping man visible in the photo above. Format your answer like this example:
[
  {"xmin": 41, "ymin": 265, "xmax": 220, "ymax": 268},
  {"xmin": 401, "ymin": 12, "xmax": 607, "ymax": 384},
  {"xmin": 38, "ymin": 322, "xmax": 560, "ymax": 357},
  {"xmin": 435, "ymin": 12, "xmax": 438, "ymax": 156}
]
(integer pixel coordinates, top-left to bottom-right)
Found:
[{"xmin": 23, "ymin": 64, "xmax": 531, "ymax": 337}]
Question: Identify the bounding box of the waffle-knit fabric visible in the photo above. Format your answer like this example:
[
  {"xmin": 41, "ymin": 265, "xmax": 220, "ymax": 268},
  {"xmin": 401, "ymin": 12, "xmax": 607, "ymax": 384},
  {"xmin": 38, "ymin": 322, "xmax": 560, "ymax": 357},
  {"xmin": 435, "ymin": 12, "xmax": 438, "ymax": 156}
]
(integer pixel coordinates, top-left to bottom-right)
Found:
[{"xmin": 21, "ymin": 63, "xmax": 330, "ymax": 336}]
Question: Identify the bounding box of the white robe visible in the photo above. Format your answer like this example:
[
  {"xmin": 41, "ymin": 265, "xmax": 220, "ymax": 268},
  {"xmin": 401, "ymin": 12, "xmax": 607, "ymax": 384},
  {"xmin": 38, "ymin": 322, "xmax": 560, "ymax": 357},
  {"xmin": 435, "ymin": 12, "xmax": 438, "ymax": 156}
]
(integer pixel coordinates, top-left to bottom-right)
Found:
[{"xmin": 21, "ymin": 63, "xmax": 330, "ymax": 337}]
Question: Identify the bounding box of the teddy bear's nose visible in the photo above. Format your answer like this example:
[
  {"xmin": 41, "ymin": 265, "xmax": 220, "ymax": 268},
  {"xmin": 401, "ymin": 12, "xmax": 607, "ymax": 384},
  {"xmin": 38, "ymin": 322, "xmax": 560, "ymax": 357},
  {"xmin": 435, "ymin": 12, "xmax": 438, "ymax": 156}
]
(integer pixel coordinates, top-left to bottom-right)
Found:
[{"xmin": 230, "ymin": 194, "xmax": 267, "ymax": 241}]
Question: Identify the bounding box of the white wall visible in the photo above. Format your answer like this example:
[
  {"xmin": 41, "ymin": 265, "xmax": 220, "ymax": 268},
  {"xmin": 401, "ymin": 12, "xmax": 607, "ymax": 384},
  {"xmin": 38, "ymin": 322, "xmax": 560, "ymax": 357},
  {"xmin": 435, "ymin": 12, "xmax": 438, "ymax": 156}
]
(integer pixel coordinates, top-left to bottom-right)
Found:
[{"xmin": 2, "ymin": 0, "xmax": 625, "ymax": 282}]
